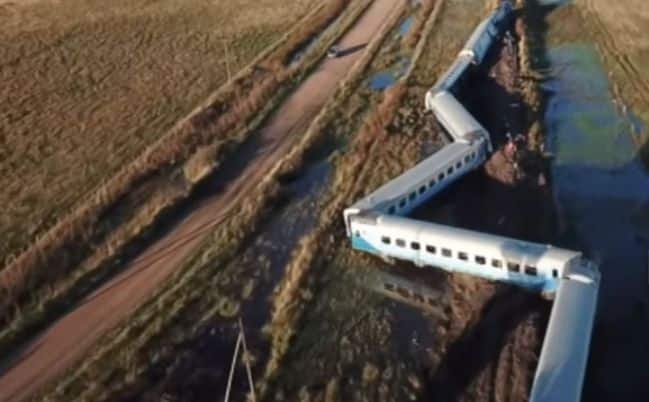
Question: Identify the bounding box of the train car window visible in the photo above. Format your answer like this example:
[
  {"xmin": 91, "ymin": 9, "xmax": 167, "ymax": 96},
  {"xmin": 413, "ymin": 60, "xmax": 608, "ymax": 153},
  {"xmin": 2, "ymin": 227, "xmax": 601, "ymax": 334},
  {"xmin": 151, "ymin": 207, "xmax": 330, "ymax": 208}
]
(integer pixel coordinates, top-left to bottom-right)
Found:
[
  {"xmin": 525, "ymin": 266, "xmax": 538, "ymax": 276},
  {"xmin": 448, "ymin": 167, "xmax": 454, "ymax": 175},
  {"xmin": 419, "ymin": 186, "xmax": 426, "ymax": 195},
  {"xmin": 426, "ymin": 245, "xmax": 436, "ymax": 254},
  {"xmin": 471, "ymin": 152, "xmax": 476, "ymax": 159},
  {"xmin": 458, "ymin": 251, "xmax": 469, "ymax": 261},
  {"xmin": 399, "ymin": 199, "xmax": 407, "ymax": 208},
  {"xmin": 464, "ymin": 155, "xmax": 471, "ymax": 163},
  {"xmin": 384, "ymin": 283, "xmax": 395, "ymax": 291},
  {"xmin": 456, "ymin": 161, "xmax": 462, "ymax": 169},
  {"xmin": 475, "ymin": 256, "xmax": 486, "ymax": 265},
  {"xmin": 442, "ymin": 248, "xmax": 452, "ymax": 257},
  {"xmin": 507, "ymin": 262, "xmax": 520, "ymax": 272},
  {"xmin": 414, "ymin": 293, "xmax": 425, "ymax": 303},
  {"xmin": 354, "ymin": 231, "xmax": 360, "ymax": 237},
  {"xmin": 388, "ymin": 206, "xmax": 396, "ymax": 214},
  {"xmin": 491, "ymin": 259, "xmax": 502, "ymax": 268},
  {"xmin": 552, "ymin": 269, "xmax": 558, "ymax": 278},
  {"xmin": 428, "ymin": 298, "xmax": 436, "ymax": 306},
  {"xmin": 396, "ymin": 239, "xmax": 406, "ymax": 247},
  {"xmin": 411, "ymin": 242, "xmax": 421, "ymax": 250},
  {"xmin": 429, "ymin": 179, "xmax": 436, "ymax": 187},
  {"xmin": 409, "ymin": 192, "xmax": 416, "ymax": 201},
  {"xmin": 381, "ymin": 236, "xmax": 391, "ymax": 245},
  {"xmin": 439, "ymin": 173, "xmax": 445, "ymax": 181}
]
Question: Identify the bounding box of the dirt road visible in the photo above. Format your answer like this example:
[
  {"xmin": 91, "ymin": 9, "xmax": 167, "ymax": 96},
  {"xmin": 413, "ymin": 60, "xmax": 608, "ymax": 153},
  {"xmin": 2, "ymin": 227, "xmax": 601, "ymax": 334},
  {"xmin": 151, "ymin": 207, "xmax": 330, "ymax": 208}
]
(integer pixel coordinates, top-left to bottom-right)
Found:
[{"xmin": 0, "ymin": 0, "xmax": 400, "ymax": 400}]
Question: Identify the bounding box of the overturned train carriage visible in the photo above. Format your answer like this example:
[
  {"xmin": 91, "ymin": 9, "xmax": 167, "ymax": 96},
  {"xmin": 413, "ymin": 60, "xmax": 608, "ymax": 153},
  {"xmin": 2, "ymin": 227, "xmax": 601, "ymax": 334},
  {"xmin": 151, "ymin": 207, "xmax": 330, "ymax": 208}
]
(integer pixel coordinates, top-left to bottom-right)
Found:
[{"xmin": 343, "ymin": 2, "xmax": 599, "ymax": 402}]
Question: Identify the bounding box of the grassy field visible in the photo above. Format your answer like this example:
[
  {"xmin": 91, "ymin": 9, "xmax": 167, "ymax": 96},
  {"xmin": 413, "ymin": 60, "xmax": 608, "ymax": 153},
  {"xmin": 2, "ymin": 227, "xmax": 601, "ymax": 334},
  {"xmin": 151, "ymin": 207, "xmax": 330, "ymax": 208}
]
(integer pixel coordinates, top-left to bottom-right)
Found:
[
  {"xmin": 28, "ymin": 1, "xmax": 413, "ymax": 400},
  {"xmin": 534, "ymin": 0, "xmax": 649, "ymax": 163},
  {"xmin": 0, "ymin": 0, "xmax": 365, "ymax": 372},
  {"xmin": 0, "ymin": 0, "xmax": 313, "ymax": 265}
]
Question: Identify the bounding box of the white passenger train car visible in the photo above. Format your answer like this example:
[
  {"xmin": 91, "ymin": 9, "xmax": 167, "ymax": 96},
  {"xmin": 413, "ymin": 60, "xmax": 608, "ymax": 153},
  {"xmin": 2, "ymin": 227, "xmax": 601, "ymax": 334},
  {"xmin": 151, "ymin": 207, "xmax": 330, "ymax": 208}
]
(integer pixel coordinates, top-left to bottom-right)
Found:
[
  {"xmin": 425, "ymin": 1, "xmax": 514, "ymax": 109},
  {"xmin": 349, "ymin": 214, "xmax": 583, "ymax": 292},
  {"xmin": 427, "ymin": 55, "xmax": 473, "ymax": 95},
  {"xmin": 344, "ymin": 141, "xmax": 489, "ymax": 235},
  {"xmin": 343, "ymin": 1, "xmax": 600, "ymax": 400},
  {"xmin": 529, "ymin": 267, "xmax": 600, "ymax": 402},
  {"xmin": 427, "ymin": 91, "xmax": 493, "ymax": 151}
]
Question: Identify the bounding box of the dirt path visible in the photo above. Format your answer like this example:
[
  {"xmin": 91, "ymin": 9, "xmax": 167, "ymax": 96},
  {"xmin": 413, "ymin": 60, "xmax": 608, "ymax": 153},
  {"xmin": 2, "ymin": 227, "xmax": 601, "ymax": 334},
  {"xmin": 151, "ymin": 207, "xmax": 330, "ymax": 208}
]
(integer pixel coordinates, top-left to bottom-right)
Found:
[{"xmin": 0, "ymin": 0, "xmax": 400, "ymax": 400}]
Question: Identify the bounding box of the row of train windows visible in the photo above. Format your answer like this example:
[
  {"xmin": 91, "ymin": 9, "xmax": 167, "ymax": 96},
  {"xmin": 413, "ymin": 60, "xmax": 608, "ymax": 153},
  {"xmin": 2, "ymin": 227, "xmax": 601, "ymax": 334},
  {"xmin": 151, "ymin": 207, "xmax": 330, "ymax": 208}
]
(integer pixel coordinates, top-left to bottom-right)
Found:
[
  {"xmin": 386, "ymin": 152, "xmax": 478, "ymax": 215},
  {"xmin": 380, "ymin": 235, "xmax": 559, "ymax": 278}
]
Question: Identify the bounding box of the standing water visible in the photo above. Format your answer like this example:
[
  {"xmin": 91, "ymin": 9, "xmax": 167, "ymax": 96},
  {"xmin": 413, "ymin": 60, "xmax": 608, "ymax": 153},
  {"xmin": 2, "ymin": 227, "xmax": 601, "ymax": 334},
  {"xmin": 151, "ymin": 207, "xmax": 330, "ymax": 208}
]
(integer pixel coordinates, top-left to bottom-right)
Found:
[{"xmin": 543, "ymin": 42, "xmax": 649, "ymax": 401}]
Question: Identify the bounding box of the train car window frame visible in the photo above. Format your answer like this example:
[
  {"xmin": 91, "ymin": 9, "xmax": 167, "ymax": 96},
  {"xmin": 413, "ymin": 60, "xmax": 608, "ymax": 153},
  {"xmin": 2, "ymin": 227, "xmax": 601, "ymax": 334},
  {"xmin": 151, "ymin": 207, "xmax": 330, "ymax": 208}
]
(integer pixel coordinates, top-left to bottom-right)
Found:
[
  {"xmin": 426, "ymin": 245, "xmax": 437, "ymax": 254},
  {"xmin": 552, "ymin": 269, "xmax": 559, "ymax": 278},
  {"xmin": 475, "ymin": 255, "xmax": 486, "ymax": 265},
  {"xmin": 491, "ymin": 259, "xmax": 502, "ymax": 268},
  {"xmin": 411, "ymin": 242, "xmax": 421, "ymax": 250},
  {"xmin": 524, "ymin": 266, "xmax": 538, "ymax": 276},
  {"xmin": 381, "ymin": 236, "xmax": 391, "ymax": 245},
  {"xmin": 442, "ymin": 248, "xmax": 452, "ymax": 257},
  {"xmin": 396, "ymin": 239, "xmax": 406, "ymax": 247},
  {"xmin": 458, "ymin": 251, "xmax": 469, "ymax": 261},
  {"xmin": 507, "ymin": 261, "xmax": 521, "ymax": 272}
]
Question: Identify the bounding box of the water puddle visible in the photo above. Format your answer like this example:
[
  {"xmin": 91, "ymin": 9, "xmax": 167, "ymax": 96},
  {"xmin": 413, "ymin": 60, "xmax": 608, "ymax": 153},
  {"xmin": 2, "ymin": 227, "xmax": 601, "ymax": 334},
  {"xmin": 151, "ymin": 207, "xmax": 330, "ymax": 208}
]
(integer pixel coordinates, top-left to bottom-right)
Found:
[
  {"xmin": 368, "ymin": 57, "xmax": 410, "ymax": 90},
  {"xmin": 543, "ymin": 42, "xmax": 649, "ymax": 400},
  {"xmin": 398, "ymin": 15, "xmax": 414, "ymax": 36}
]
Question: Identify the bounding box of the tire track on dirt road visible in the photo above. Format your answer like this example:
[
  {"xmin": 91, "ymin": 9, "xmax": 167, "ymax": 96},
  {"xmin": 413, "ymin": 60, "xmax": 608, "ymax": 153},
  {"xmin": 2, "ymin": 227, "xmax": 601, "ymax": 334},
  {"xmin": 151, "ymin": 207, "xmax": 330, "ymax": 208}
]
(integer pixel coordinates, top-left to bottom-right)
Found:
[{"xmin": 0, "ymin": 0, "xmax": 401, "ymax": 400}]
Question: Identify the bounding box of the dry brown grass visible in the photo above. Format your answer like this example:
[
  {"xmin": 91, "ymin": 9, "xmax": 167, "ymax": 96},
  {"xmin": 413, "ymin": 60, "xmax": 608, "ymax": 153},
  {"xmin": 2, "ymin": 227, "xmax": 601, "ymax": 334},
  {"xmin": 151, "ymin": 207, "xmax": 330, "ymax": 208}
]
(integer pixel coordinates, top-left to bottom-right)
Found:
[
  {"xmin": 576, "ymin": 0, "xmax": 649, "ymax": 137},
  {"xmin": 0, "ymin": 0, "xmax": 362, "ymax": 353},
  {"xmin": 0, "ymin": 2, "xmax": 367, "ymax": 356},
  {"xmin": 0, "ymin": 0, "xmax": 314, "ymax": 264},
  {"xmin": 32, "ymin": 2, "xmax": 390, "ymax": 392}
]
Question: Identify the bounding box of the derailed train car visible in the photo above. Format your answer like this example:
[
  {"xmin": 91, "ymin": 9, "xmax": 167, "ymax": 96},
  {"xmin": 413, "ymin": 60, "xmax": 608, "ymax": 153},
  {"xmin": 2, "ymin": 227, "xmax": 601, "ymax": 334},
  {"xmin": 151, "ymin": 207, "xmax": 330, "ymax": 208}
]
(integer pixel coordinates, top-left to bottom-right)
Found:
[{"xmin": 343, "ymin": 1, "xmax": 599, "ymax": 401}]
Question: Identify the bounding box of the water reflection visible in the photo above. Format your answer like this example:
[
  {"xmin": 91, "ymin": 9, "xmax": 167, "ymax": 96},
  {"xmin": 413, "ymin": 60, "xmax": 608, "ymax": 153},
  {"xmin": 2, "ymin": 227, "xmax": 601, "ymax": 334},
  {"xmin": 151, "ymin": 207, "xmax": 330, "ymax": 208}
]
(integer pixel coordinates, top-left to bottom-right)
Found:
[{"xmin": 544, "ymin": 43, "xmax": 649, "ymax": 401}]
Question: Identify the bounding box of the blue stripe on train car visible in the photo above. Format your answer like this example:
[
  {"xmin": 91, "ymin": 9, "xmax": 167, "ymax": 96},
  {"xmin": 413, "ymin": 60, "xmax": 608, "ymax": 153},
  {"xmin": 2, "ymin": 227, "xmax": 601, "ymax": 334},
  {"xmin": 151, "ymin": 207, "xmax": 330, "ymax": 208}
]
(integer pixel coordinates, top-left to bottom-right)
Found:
[
  {"xmin": 352, "ymin": 234, "xmax": 559, "ymax": 293},
  {"xmin": 351, "ymin": 235, "xmax": 380, "ymax": 254}
]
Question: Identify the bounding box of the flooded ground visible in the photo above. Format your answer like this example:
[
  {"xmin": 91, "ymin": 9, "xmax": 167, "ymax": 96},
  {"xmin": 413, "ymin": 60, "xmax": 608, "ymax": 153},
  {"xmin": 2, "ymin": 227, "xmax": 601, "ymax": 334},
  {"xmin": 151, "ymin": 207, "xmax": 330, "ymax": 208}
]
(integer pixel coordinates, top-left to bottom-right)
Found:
[
  {"xmin": 368, "ymin": 57, "xmax": 410, "ymax": 90},
  {"xmin": 542, "ymin": 17, "xmax": 649, "ymax": 402},
  {"xmin": 115, "ymin": 152, "xmax": 332, "ymax": 402}
]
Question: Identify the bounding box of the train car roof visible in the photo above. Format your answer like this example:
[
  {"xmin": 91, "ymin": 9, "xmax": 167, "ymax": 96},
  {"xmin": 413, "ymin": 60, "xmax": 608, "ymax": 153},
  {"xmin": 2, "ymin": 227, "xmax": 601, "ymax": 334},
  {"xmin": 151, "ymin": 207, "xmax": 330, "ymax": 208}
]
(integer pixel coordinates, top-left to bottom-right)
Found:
[
  {"xmin": 350, "ymin": 142, "xmax": 473, "ymax": 211},
  {"xmin": 529, "ymin": 278, "xmax": 598, "ymax": 402},
  {"xmin": 376, "ymin": 215, "xmax": 582, "ymax": 264},
  {"xmin": 463, "ymin": 17, "xmax": 493, "ymax": 53},
  {"xmin": 430, "ymin": 91, "xmax": 489, "ymax": 140},
  {"xmin": 429, "ymin": 55, "xmax": 472, "ymax": 94}
]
